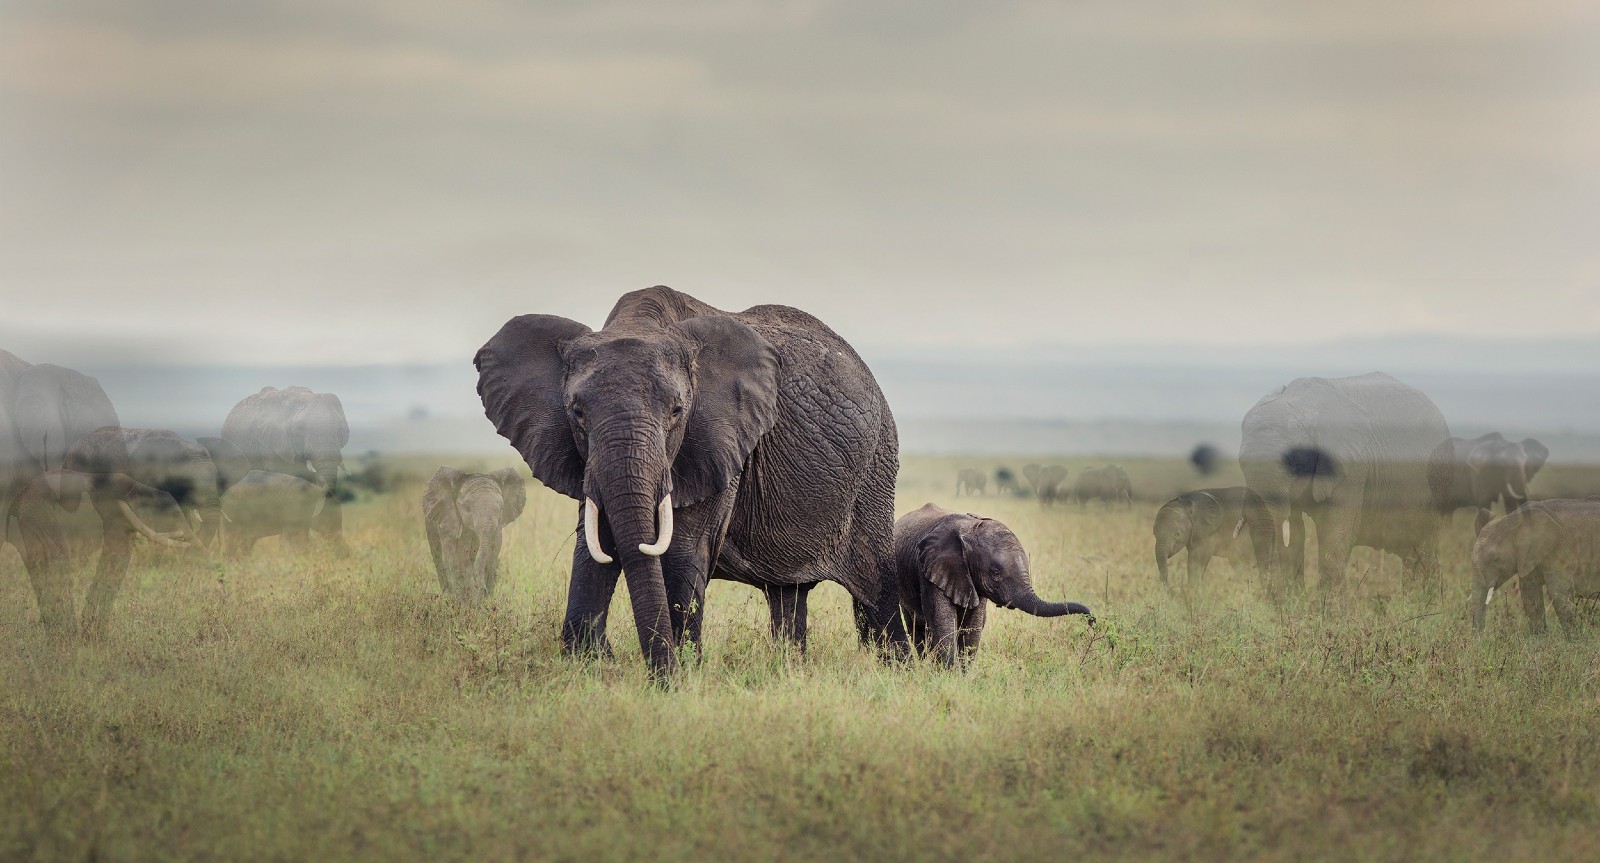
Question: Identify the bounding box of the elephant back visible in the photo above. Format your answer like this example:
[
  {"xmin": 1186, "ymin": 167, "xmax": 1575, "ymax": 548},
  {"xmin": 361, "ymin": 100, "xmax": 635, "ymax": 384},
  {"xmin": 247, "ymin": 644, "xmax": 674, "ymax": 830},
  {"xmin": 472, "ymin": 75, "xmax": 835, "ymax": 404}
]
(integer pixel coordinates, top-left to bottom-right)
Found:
[{"xmin": 222, "ymin": 386, "xmax": 349, "ymax": 466}]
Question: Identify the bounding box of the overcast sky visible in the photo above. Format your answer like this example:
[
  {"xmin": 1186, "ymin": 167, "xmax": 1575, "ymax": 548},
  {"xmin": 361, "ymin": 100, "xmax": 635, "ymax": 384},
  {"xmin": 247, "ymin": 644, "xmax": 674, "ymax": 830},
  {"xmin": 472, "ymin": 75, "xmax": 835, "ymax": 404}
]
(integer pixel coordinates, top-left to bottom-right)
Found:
[{"xmin": 3, "ymin": 1, "xmax": 1597, "ymax": 365}]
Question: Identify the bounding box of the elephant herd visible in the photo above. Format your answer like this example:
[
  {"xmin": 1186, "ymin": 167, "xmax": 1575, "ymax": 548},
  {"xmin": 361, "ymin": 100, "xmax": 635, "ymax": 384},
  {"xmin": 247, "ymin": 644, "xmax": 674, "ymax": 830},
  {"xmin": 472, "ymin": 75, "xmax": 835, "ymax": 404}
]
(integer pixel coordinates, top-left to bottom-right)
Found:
[
  {"xmin": 4, "ymin": 287, "xmax": 1595, "ymax": 679},
  {"xmin": 1153, "ymin": 373, "xmax": 1592, "ymax": 634},
  {"xmin": 1, "ymin": 351, "xmax": 350, "ymax": 635},
  {"xmin": 956, "ymin": 463, "xmax": 1132, "ymax": 509}
]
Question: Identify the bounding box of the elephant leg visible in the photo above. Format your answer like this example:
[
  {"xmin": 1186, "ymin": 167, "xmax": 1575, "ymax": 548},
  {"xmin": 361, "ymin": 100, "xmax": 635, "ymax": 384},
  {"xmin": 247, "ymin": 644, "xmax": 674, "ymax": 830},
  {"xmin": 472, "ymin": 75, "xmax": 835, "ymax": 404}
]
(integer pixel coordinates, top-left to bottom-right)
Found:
[
  {"xmin": 16, "ymin": 495, "xmax": 75, "ymax": 634},
  {"xmin": 1186, "ymin": 543, "xmax": 1209, "ymax": 584},
  {"xmin": 81, "ymin": 523, "xmax": 133, "ymax": 639},
  {"xmin": 1520, "ymin": 570, "xmax": 1547, "ymax": 634},
  {"xmin": 921, "ymin": 588, "xmax": 961, "ymax": 668},
  {"xmin": 957, "ymin": 601, "xmax": 987, "ymax": 668},
  {"xmin": 312, "ymin": 494, "xmax": 346, "ymax": 549},
  {"xmin": 1315, "ymin": 517, "xmax": 1354, "ymax": 592},
  {"xmin": 764, "ymin": 583, "xmax": 812, "ymax": 651},
  {"xmin": 1546, "ymin": 567, "xmax": 1581, "ymax": 635},
  {"xmin": 561, "ymin": 512, "xmax": 622, "ymax": 659}
]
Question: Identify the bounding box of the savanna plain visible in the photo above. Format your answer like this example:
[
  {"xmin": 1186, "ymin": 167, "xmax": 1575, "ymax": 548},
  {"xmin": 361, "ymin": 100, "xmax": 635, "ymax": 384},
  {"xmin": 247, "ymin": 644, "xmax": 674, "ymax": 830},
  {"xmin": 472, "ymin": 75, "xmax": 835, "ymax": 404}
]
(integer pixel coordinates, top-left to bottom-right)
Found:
[{"xmin": 5, "ymin": 454, "xmax": 1600, "ymax": 862}]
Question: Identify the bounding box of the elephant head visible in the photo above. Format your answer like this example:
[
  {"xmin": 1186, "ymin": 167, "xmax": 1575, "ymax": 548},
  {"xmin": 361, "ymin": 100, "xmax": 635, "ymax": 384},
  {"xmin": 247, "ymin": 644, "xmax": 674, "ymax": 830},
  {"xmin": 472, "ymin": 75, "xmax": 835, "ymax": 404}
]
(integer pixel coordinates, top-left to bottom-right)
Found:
[
  {"xmin": 916, "ymin": 514, "xmax": 1092, "ymax": 619},
  {"xmin": 284, "ymin": 390, "xmax": 350, "ymax": 487},
  {"xmin": 476, "ymin": 313, "xmax": 779, "ymax": 666},
  {"xmin": 1152, "ymin": 491, "xmax": 1225, "ymax": 585},
  {"xmin": 1466, "ymin": 433, "xmax": 1548, "ymax": 508},
  {"xmin": 423, "ymin": 466, "xmax": 527, "ymax": 604},
  {"xmin": 63, "ymin": 428, "xmax": 220, "ymax": 550}
]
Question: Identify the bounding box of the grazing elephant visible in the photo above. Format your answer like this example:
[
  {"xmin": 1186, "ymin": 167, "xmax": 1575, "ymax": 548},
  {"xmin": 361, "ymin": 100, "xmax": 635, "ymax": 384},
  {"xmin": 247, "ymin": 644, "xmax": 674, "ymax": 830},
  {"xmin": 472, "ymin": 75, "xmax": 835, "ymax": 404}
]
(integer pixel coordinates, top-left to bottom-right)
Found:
[
  {"xmin": 1439, "ymin": 432, "xmax": 1549, "ymax": 515},
  {"xmin": 220, "ymin": 470, "xmax": 327, "ymax": 558},
  {"xmin": 1471, "ymin": 500, "xmax": 1600, "ymax": 634},
  {"xmin": 475, "ymin": 285, "xmax": 909, "ymax": 678},
  {"xmin": 894, "ymin": 503, "xmax": 1093, "ymax": 667},
  {"xmin": 1152, "ymin": 487, "xmax": 1252, "ymax": 585},
  {"xmin": 994, "ymin": 467, "xmax": 1020, "ymax": 496},
  {"xmin": 221, "ymin": 386, "xmax": 350, "ymax": 549},
  {"xmin": 0, "ymin": 351, "xmax": 150, "ymax": 634},
  {"xmin": 1075, "ymin": 465, "xmax": 1132, "ymax": 508},
  {"xmin": 1240, "ymin": 373, "xmax": 1452, "ymax": 592},
  {"xmin": 422, "ymin": 466, "xmax": 526, "ymax": 604},
  {"xmin": 954, "ymin": 468, "xmax": 987, "ymax": 496},
  {"xmin": 1022, "ymin": 463, "xmax": 1069, "ymax": 505}
]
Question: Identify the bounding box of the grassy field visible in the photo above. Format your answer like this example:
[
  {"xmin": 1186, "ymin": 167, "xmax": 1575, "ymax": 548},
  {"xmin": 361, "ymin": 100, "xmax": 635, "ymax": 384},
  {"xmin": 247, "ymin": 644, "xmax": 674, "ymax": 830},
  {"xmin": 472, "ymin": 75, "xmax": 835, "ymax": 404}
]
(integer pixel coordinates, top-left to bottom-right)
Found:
[{"xmin": 5, "ymin": 454, "xmax": 1600, "ymax": 861}]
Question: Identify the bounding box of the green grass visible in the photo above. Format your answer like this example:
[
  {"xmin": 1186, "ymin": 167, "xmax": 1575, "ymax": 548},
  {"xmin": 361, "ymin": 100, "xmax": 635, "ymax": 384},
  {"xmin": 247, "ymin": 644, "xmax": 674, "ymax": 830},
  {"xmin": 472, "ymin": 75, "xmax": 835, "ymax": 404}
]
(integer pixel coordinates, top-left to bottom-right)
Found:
[{"xmin": 4, "ymin": 455, "xmax": 1600, "ymax": 861}]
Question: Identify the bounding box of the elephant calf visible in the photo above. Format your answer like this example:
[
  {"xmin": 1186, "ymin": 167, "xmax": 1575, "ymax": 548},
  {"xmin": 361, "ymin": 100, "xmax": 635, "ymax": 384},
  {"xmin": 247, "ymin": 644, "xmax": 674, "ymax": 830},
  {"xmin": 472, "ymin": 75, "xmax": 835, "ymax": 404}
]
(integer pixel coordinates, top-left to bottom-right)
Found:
[
  {"xmin": 895, "ymin": 503, "xmax": 1093, "ymax": 667},
  {"xmin": 423, "ymin": 466, "xmax": 526, "ymax": 605},
  {"xmin": 1076, "ymin": 465, "xmax": 1132, "ymax": 509},
  {"xmin": 954, "ymin": 468, "xmax": 987, "ymax": 496},
  {"xmin": 1471, "ymin": 500, "xmax": 1600, "ymax": 634},
  {"xmin": 1152, "ymin": 487, "xmax": 1251, "ymax": 585},
  {"xmin": 221, "ymin": 470, "xmax": 326, "ymax": 558}
]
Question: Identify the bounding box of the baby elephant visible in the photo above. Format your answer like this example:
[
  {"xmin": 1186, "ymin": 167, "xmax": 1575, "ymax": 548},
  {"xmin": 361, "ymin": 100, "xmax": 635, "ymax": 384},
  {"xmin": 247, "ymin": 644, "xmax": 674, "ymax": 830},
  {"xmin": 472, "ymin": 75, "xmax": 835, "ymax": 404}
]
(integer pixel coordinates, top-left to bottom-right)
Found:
[
  {"xmin": 423, "ymin": 466, "xmax": 526, "ymax": 605},
  {"xmin": 1076, "ymin": 465, "xmax": 1132, "ymax": 508},
  {"xmin": 1152, "ymin": 487, "xmax": 1251, "ymax": 585},
  {"xmin": 221, "ymin": 470, "xmax": 326, "ymax": 557},
  {"xmin": 895, "ymin": 503, "xmax": 1093, "ymax": 667},
  {"xmin": 1471, "ymin": 500, "xmax": 1600, "ymax": 634}
]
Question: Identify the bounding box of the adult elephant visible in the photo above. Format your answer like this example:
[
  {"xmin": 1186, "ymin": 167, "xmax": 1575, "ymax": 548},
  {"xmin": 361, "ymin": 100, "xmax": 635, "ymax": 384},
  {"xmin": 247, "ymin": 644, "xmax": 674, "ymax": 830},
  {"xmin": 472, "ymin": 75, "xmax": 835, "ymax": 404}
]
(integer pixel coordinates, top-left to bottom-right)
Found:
[
  {"xmin": 1438, "ymin": 432, "xmax": 1548, "ymax": 515},
  {"xmin": 1075, "ymin": 465, "xmax": 1131, "ymax": 509},
  {"xmin": 1239, "ymin": 373, "xmax": 1452, "ymax": 592},
  {"xmin": 476, "ymin": 286, "xmax": 909, "ymax": 678},
  {"xmin": 63, "ymin": 427, "xmax": 246, "ymax": 550},
  {"xmin": 1023, "ymin": 463, "xmax": 1068, "ymax": 505},
  {"xmin": 220, "ymin": 386, "xmax": 350, "ymax": 548}
]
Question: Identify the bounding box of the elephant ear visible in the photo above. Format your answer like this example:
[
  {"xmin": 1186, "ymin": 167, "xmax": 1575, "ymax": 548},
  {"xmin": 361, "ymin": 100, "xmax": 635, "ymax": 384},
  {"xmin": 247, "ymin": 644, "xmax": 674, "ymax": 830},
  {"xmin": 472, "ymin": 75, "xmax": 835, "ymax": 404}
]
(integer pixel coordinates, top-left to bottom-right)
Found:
[
  {"xmin": 197, "ymin": 437, "xmax": 251, "ymax": 494},
  {"xmin": 1046, "ymin": 465, "xmax": 1069, "ymax": 489},
  {"xmin": 1473, "ymin": 508, "xmax": 1494, "ymax": 537},
  {"xmin": 1189, "ymin": 492, "xmax": 1225, "ymax": 537},
  {"xmin": 423, "ymin": 466, "xmax": 465, "ymax": 580},
  {"xmin": 491, "ymin": 467, "xmax": 527, "ymax": 524},
  {"xmin": 917, "ymin": 516, "xmax": 981, "ymax": 610},
  {"xmin": 1023, "ymin": 464, "xmax": 1042, "ymax": 486},
  {"xmin": 475, "ymin": 315, "xmax": 592, "ymax": 500},
  {"xmin": 1521, "ymin": 439, "xmax": 1549, "ymax": 479},
  {"xmin": 668, "ymin": 316, "xmax": 780, "ymax": 506}
]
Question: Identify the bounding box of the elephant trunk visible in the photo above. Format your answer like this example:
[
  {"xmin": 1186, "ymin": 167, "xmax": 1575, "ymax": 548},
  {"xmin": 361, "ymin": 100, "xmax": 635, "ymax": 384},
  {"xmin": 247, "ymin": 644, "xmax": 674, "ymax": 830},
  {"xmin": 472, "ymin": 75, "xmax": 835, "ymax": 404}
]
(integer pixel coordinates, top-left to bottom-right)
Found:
[
  {"xmin": 992, "ymin": 577, "xmax": 1093, "ymax": 619},
  {"xmin": 467, "ymin": 508, "xmax": 502, "ymax": 605},
  {"xmin": 1505, "ymin": 461, "xmax": 1530, "ymax": 504},
  {"xmin": 310, "ymin": 455, "xmax": 341, "ymax": 490},
  {"xmin": 1154, "ymin": 534, "xmax": 1172, "ymax": 585},
  {"xmin": 589, "ymin": 423, "xmax": 677, "ymax": 679}
]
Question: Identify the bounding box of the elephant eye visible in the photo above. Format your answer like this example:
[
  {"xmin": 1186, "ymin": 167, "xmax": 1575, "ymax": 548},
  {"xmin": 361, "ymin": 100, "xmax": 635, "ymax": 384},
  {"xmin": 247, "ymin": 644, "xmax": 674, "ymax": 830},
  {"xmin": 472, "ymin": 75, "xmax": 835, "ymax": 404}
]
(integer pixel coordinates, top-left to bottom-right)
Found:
[{"xmin": 671, "ymin": 404, "xmax": 685, "ymax": 419}]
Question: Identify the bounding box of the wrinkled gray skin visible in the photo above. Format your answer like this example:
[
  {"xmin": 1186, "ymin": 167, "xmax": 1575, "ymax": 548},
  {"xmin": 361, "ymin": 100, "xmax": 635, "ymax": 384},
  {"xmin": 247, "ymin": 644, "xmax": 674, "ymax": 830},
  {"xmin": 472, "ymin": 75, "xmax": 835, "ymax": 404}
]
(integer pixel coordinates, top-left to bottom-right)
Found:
[
  {"xmin": 1240, "ymin": 373, "xmax": 1453, "ymax": 593},
  {"xmin": 1022, "ymin": 463, "xmax": 1069, "ymax": 505},
  {"xmin": 221, "ymin": 470, "xmax": 327, "ymax": 558},
  {"xmin": 221, "ymin": 386, "xmax": 350, "ymax": 549},
  {"xmin": 1152, "ymin": 487, "xmax": 1251, "ymax": 586},
  {"xmin": 1075, "ymin": 465, "xmax": 1132, "ymax": 509},
  {"xmin": 423, "ymin": 466, "xmax": 526, "ymax": 604},
  {"xmin": 1439, "ymin": 432, "xmax": 1549, "ymax": 515},
  {"xmin": 895, "ymin": 503, "xmax": 1092, "ymax": 667},
  {"xmin": 476, "ymin": 286, "xmax": 909, "ymax": 679},
  {"xmin": 1471, "ymin": 500, "xmax": 1600, "ymax": 634},
  {"xmin": 0, "ymin": 351, "xmax": 149, "ymax": 634},
  {"xmin": 954, "ymin": 468, "xmax": 987, "ymax": 496}
]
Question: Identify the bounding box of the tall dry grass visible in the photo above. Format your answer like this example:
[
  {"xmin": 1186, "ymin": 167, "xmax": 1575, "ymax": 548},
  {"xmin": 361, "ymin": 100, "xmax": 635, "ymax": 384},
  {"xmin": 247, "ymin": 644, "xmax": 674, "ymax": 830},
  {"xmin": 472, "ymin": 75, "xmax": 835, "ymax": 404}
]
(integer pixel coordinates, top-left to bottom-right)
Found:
[{"xmin": 3, "ymin": 454, "xmax": 1599, "ymax": 861}]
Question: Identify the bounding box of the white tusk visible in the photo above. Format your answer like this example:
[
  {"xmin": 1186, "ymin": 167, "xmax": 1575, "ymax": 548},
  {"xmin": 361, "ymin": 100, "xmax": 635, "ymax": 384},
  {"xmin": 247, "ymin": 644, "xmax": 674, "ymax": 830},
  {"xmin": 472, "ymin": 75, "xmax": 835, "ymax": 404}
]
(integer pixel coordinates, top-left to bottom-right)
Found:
[
  {"xmin": 1506, "ymin": 484, "xmax": 1524, "ymax": 501},
  {"xmin": 118, "ymin": 501, "xmax": 191, "ymax": 549},
  {"xmin": 1281, "ymin": 519, "xmax": 1291, "ymax": 548},
  {"xmin": 1485, "ymin": 586, "xmax": 1495, "ymax": 605},
  {"xmin": 584, "ymin": 498, "xmax": 613, "ymax": 564},
  {"xmin": 1231, "ymin": 517, "xmax": 1245, "ymax": 540},
  {"xmin": 638, "ymin": 494, "xmax": 674, "ymax": 557}
]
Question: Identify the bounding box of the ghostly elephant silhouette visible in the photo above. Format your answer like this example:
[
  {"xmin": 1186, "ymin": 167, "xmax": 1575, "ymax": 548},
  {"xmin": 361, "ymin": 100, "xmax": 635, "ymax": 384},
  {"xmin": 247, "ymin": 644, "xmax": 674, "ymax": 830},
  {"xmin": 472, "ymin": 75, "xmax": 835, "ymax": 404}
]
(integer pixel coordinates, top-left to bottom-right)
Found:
[
  {"xmin": 954, "ymin": 468, "xmax": 987, "ymax": 496},
  {"xmin": 1022, "ymin": 464, "xmax": 1069, "ymax": 505},
  {"xmin": 422, "ymin": 466, "xmax": 526, "ymax": 604},
  {"xmin": 221, "ymin": 470, "xmax": 327, "ymax": 558},
  {"xmin": 1438, "ymin": 432, "xmax": 1548, "ymax": 515},
  {"xmin": 220, "ymin": 386, "xmax": 350, "ymax": 552},
  {"xmin": 1471, "ymin": 500, "xmax": 1600, "ymax": 634}
]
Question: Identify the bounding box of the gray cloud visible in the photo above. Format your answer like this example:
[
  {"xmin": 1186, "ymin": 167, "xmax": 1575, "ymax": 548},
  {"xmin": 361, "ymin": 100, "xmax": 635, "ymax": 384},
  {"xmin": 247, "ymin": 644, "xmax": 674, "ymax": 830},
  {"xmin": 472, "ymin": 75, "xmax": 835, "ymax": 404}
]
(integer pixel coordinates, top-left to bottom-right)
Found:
[{"xmin": 2, "ymin": 1, "xmax": 1597, "ymax": 364}]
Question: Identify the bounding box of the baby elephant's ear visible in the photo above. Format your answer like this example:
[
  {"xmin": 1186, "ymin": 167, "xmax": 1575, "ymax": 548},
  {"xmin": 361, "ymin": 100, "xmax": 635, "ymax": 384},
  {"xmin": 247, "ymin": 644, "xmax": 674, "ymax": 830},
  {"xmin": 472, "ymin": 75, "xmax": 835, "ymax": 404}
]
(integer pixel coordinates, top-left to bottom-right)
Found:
[
  {"xmin": 491, "ymin": 467, "xmax": 527, "ymax": 524},
  {"xmin": 917, "ymin": 519, "xmax": 980, "ymax": 609},
  {"xmin": 424, "ymin": 467, "xmax": 466, "ymax": 538}
]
